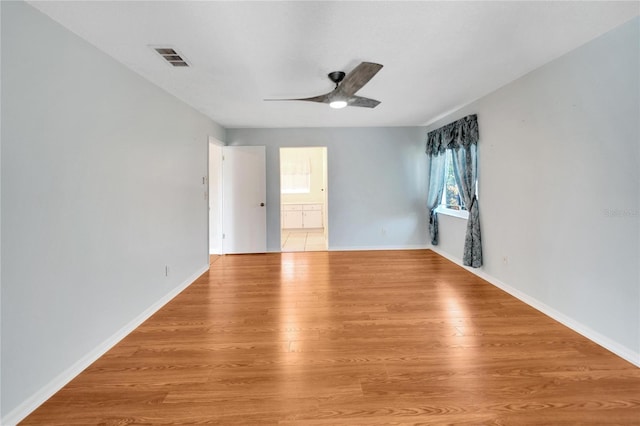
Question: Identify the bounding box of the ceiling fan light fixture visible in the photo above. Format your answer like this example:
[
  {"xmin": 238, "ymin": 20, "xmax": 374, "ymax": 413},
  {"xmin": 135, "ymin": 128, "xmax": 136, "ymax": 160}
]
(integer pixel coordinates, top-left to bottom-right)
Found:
[{"xmin": 329, "ymin": 100, "xmax": 348, "ymax": 109}]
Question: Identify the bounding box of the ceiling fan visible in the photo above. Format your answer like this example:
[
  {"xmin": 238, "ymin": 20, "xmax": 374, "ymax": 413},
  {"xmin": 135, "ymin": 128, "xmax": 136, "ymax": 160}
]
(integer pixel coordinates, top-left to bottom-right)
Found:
[{"xmin": 266, "ymin": 62, "xmax": 383, "ymax": 109}]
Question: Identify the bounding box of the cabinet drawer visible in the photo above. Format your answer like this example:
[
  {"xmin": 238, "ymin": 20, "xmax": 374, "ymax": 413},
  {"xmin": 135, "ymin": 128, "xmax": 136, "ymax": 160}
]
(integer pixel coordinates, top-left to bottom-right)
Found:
[
  {"xmin": 283, "ymin": 204, "xmax": 303, "ymax": 211},
  {"xmin": 303, "ymin": 204, "xmax": 323, "ymax": 211}
]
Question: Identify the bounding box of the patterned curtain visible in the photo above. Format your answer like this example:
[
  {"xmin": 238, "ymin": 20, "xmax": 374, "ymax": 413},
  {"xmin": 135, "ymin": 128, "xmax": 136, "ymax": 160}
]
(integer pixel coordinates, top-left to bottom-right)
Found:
[
  {"xmin": 426, "ymin": 152, "xmax": 446, "ymax": 245},
  {"xmin": 426, "ymin": 114, "xmax": 482, "ymax": 267}
]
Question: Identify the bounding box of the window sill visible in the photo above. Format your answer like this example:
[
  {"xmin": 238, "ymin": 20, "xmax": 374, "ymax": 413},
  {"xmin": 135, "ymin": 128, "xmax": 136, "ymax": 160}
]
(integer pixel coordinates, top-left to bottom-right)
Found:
[{"xmin": 435, "ymin": 206, "xmax": 469, "ymax": 220}]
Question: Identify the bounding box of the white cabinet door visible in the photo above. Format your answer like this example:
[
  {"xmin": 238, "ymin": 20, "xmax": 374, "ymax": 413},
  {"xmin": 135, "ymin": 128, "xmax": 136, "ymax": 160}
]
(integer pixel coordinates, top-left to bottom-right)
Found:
[
  {"xmin": 303, "ymin": 210, "xmax": 323, "ymax": 228},
  {"xmin": 283, "ymin": 210, "xmax": 303, "ymax": 228},
  {"xmin": 282, "ymin": 204, "xmax": 323, "ymax": 229}
]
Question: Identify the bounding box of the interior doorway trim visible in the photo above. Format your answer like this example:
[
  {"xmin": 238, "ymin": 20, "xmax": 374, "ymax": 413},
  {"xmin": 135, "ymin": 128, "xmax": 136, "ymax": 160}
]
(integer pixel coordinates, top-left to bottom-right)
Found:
[
  {"xmin": 208, "ymin": 136, "xmax": 224, "ymax": 256},
  {"xmin": 279, "ymin": 146, "xmax": 328, "ymax": 252}
]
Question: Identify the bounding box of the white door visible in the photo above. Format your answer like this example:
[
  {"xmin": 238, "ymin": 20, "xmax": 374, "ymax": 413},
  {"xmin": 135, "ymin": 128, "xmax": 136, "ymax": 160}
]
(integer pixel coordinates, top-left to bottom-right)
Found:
[{"xmin": 222, "ymin": 146, "xmax": 267, "ymax": 254}]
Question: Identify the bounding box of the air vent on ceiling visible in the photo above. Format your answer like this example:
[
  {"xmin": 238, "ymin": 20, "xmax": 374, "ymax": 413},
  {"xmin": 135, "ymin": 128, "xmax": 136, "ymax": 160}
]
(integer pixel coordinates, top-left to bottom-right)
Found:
[{"xmin": 153, "ymin": 47, "xmax": 189, "ymax": 67}]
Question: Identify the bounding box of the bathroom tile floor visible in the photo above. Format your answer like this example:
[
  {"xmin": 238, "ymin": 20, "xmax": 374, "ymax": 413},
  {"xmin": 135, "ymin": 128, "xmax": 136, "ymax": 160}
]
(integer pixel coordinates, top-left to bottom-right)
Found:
[{"xmin": 281, "ymin": 229, "xmax": 327, "ymax": 252}]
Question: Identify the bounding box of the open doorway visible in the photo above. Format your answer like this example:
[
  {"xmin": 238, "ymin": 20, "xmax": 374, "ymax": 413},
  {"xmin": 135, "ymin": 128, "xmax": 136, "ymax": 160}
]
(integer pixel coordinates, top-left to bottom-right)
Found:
[{"xmin": 280, "ymin": 147, "xmax": 328, "ymax": 252}]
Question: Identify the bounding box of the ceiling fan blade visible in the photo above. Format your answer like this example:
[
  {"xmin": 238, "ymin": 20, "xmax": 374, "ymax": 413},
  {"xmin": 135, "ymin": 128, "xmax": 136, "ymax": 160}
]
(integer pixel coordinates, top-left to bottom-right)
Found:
[
  {"xmin": 348, "ymin": 96, "xmax": 381, "ymax": 108},
  {"xmin": 338, "ymin": 62, "xmax": 383, "ymax": 97},
  {"xmin": 264, "ymin": 93, "xmax": 331, "ymax": 104}
]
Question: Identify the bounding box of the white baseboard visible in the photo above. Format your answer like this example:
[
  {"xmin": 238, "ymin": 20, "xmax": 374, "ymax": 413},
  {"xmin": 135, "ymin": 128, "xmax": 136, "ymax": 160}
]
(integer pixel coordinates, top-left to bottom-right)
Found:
[
  {"xmin": 429, "ymin": 247, "xmax": 640, "ymax": 368},
  {"xmin": 328, "ymin": 244, "xmax": 431, "ymax": 252},
  {"xmin": 2, "ymin": 265, "xmax": 209, "ymax": 426},
  {"xmin": 267, "ymin": 245, "xmax": 430, "ymax": 254}
]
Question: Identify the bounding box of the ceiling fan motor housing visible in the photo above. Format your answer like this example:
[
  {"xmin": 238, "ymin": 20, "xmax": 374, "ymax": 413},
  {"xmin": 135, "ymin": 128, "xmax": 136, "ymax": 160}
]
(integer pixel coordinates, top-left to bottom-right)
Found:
[{"xmin": 328, "ymin": 71, "xmax": 346, "ymax": 86}]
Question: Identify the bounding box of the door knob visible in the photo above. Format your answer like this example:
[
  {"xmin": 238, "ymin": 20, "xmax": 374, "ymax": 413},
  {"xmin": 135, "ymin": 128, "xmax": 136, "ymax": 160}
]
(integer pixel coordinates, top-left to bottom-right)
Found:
[{"xmin": 260, "ymin": 202, "xmax": 265, "ymax": 207}]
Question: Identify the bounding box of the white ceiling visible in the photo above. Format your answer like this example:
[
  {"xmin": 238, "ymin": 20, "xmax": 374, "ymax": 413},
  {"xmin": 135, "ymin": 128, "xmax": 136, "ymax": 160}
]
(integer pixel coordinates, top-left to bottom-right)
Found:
[{"xmin": 28, "ymin": 1, "xmax": 639, "ymax": 129}]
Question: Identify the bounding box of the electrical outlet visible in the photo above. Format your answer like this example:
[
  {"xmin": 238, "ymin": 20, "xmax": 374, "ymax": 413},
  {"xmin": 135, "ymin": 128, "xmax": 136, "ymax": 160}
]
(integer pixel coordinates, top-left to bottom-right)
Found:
[{"xmin": 381, "ymin": 228, "xmax": 387, "ymax": 235}]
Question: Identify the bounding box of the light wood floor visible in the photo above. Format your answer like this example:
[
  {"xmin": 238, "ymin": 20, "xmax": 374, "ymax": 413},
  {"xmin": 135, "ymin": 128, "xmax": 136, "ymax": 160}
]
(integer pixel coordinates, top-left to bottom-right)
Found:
[{"xmin": 22, "ymin": 250, "xmax": 639, "ymax": 425}]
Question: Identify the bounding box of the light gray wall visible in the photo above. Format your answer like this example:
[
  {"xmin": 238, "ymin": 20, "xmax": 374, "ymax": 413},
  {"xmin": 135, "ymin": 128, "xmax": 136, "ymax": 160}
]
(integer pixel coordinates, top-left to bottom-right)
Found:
[
  {"xmin": 0, "ymin": 1, "xmax": 3, "ymax": 418},
  {"xmin": 430, "ymin": 17, "xmax": 639, "ymax": 359},
  {"xmin": 1, "ymin": 1, "xmax": 224, "ymax": 419},
  {"xmin": 227, "ymin": 127, "xmax": 429, "ymax": 252}
]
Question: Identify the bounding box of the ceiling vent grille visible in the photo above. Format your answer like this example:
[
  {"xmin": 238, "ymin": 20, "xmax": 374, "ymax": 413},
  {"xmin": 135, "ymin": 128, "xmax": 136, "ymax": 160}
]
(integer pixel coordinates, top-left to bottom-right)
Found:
[{"xmin": 153, "ymin": 47, "xmax": 189, "ymax": 67}]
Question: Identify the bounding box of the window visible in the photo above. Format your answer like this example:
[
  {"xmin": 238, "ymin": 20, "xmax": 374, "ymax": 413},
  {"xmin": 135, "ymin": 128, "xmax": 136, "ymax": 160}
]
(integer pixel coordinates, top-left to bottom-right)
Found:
[
  {"xmin": 425, "ymin": 114, "xmax": 481, "ymax": 266},
  {"xmin": 436, "ymin": 150, "xmax": 469, "ymax": 219},
  {"xmin": 441, "ymin": 150, "xmax": 465, "ymax": 210},
  {"xmin": 281, "ymin": 159, "xmax": 311, "ymax": 194}
]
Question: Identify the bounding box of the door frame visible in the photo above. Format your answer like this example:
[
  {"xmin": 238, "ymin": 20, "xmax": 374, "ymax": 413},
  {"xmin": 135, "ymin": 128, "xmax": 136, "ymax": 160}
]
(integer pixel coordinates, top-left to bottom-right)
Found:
[
  {"xmin": 208, "ymin": 136, "xmax": 224, "ymax": 255},
  {"xmin": 279, "ymin": 146, "xmax": 329, "ymax": 252}
]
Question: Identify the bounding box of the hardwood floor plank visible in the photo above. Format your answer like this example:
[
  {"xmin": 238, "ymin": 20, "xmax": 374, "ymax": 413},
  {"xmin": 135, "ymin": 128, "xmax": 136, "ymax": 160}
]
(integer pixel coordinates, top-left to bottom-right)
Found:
[{"xmin": 21, "ymin": 250, "xmax": 639, "ymax": 425}]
